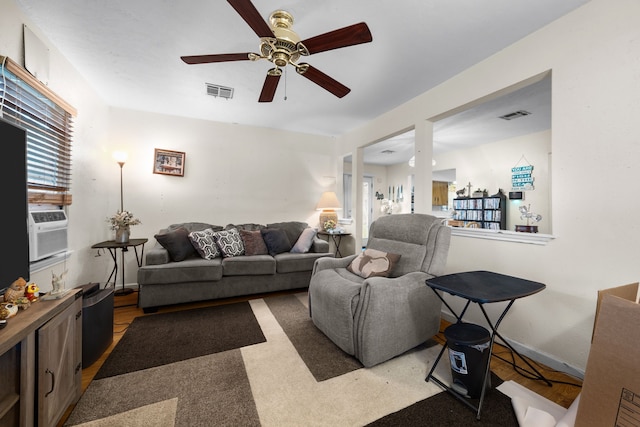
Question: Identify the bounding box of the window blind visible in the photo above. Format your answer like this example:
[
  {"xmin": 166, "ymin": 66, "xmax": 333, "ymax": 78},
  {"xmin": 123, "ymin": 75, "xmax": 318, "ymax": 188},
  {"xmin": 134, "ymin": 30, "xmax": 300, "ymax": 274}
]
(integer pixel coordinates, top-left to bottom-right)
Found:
[{"xmin": 0, "ymin": 56, "xmax": 75, "ymax": 205}]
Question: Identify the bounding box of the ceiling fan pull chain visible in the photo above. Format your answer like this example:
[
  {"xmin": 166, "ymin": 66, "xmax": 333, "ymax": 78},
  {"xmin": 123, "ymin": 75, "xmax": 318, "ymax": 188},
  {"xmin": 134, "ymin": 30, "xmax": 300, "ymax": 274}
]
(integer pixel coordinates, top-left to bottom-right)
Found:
[{"xmin": 284, "ymin": 66, "xmax": 288, "ymax": 101}]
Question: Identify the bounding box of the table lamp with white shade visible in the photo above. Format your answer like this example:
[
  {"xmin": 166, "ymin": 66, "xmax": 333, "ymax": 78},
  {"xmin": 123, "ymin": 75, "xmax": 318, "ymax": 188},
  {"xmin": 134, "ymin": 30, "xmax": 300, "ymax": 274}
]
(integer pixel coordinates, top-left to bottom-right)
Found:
[{"xmin": 316, "ymin": 191, "xmax": 341, "ymax": 230}]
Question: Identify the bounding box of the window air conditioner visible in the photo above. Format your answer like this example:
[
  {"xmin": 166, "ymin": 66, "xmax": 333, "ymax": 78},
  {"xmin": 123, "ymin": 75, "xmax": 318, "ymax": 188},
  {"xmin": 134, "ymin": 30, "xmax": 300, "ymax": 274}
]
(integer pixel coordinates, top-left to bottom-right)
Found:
[{"xmin": 29, "ymin": 210, "xmax": 68, "ymax": 261}]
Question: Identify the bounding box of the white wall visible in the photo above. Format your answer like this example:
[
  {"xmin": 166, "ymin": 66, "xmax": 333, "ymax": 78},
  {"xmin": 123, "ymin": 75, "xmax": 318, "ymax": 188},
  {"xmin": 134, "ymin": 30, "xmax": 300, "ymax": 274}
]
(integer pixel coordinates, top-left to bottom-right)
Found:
[
  {"xmin": 106, "ymin": 107, "xmax": 336, "ymax": 235},
  {"xmin": 342, "ymin": 161, "xmax": 389, "ymax": 224},
  {"xmin": 337, "ymin": 0, "xmax": 640, "ymax": 373},
  {"xmin": 435, "ymin": 130, "xmax": 551, "ymax": 233}
]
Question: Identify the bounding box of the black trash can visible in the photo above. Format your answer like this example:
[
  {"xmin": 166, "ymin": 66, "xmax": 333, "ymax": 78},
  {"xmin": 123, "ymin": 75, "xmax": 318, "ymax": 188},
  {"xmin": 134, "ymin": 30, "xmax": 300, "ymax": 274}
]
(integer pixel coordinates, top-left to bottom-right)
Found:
[
  {"xmin": 77, "ymin": 283, "xmax": 114, "ymax": 368},
  {"xmin": 444, "ymin": 322, "xmax": 491, "ymax": 398}
]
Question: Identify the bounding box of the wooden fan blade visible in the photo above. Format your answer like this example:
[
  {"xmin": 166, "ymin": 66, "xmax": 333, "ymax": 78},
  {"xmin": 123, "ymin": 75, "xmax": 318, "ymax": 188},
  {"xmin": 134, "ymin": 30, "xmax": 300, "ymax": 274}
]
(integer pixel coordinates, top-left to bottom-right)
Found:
[
  {"xmin": 259, "ymin": 73, "xmax": 280, "ymax": 102},
  {"xmin": 299, "ymin": 65, "xmax": 350, "ymax": 98},
  {"xmin": 181, "ymin": 53, "xmax": 251, "ymax": 64},
  {"xmin": 227, "ymin": 0, "xmax": 273, "ymax": 38},
  {"xmin": 300, "ymin": 22, "xmax": 372, "ymax": 55}
]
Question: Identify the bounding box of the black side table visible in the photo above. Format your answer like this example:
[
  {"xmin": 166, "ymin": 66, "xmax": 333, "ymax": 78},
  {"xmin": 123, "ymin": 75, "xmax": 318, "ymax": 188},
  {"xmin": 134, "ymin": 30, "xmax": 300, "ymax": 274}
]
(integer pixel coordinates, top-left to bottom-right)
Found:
[
  {"xmin": 318, "ymin": 231, "xmax": 351, "ymax": 257},
  {"xmin": 425, "ymin": 270, "xmax": 550, "ymax": 420},
  {"xmin": 92, "ymin": 238, "xmax": 148, "ymax": 299}
]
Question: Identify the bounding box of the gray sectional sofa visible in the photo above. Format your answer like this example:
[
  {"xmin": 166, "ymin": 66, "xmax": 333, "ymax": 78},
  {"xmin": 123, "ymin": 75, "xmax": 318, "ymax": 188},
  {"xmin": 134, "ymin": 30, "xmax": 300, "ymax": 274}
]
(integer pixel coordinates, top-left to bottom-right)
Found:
[{"xmin": 137, "ymin": 221, "xmax": 332, "ymax": 312}]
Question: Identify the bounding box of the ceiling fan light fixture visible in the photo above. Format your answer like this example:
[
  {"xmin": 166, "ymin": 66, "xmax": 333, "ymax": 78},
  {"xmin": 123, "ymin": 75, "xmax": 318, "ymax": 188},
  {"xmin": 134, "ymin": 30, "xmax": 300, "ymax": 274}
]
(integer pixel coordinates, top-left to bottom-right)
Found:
[{"xmin": 269, "ymin": 10, "xmax": 300, "ymax": 45}]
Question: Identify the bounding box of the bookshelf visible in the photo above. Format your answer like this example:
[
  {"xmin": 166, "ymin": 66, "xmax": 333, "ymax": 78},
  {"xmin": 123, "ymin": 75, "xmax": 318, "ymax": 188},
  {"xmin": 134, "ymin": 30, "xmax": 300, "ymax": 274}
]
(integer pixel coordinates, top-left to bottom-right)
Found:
[{"xmin": 452, "ymin": 194, "xmax": 506, "ymax": 230}]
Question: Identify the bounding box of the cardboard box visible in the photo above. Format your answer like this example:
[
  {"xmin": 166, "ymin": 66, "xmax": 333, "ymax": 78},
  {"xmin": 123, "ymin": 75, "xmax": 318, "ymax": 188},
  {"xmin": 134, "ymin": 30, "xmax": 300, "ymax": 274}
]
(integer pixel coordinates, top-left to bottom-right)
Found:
[{"xmin": 575, "ymin": 283, "xmax": 640, "ymax": 426}]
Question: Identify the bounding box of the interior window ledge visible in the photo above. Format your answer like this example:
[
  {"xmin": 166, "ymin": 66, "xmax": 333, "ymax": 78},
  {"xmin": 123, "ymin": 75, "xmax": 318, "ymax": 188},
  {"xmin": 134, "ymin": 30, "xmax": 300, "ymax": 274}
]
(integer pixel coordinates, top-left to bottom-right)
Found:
[
  {"xmin": 450, "ymin": 227, "xmax": 555, "ymax": 245},
  {"xmin": 30, "ymin": 251, "xmax": 73, "ymax": 274}
]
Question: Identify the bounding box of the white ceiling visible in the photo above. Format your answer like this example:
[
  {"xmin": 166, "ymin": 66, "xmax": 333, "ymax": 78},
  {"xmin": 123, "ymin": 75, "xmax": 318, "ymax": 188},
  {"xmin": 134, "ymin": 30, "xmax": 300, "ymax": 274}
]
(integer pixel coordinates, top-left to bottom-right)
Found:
[
  {"xmin": 358, "ymin": 75, "xmax": 552, "ymax": 165},
  {"xmin": 15, "ymin": 0, "xmax": 584, "ymax": 145}
]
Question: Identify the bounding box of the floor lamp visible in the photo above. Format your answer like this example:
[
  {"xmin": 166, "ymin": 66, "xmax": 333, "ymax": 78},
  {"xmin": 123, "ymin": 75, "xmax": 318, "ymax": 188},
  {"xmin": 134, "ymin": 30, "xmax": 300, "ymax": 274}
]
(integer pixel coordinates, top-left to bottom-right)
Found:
[{"xmin": 113, "ymin": 151, "xmax": 133, "ymax": 296}]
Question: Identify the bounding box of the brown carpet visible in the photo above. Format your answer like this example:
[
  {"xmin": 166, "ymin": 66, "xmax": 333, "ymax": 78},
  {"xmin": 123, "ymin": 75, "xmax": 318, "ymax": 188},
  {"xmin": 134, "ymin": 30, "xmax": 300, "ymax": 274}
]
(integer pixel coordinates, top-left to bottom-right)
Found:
[
  {"xmin": 367, "ymin": 372, "xmax": 518, "ymax": 426},
  {"xmin": 66, "ymin": 292, "xmax": 517, "ymax": 426},
  {"xmin": 264, "ymin": 293, "xmax": 363, "ymax": 381},
  {"xmin": 94, "ymin": 300, "xmax": 265, "ymax": 379}
]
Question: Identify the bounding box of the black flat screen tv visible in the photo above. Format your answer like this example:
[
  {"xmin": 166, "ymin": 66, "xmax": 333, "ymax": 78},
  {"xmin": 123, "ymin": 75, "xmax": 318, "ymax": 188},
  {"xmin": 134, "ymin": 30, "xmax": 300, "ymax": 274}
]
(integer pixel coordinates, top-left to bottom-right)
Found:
[{"xmin": 0, "ymin": 116, "xmax": 30, "ymax": 294}]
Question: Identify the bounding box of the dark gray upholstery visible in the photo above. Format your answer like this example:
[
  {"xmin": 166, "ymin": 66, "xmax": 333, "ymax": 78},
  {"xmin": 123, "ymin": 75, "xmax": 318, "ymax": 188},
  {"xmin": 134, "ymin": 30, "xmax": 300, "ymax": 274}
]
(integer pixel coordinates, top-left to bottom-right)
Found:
[
  {"xmin": 308, "ymin": 214, "xmax": 451, "ymax": 367},
  {"xmin": 137, "ymin": 221, "xmax": 332, "ymax": 311}
]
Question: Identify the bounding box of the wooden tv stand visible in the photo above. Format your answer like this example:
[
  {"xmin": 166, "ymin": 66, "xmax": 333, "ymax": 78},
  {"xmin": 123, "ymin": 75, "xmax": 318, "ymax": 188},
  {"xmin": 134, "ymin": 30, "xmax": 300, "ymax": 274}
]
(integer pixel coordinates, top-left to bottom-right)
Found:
[{"xmin": 0, "ymin": 289, "xmax": 82, "ymax": 427}]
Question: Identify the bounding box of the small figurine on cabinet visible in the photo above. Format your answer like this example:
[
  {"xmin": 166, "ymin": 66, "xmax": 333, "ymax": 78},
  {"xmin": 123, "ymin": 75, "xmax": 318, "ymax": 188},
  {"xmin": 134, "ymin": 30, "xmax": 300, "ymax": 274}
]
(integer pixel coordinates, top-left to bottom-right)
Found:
[
  {"xmin": 51, "ymin": 270, "xmax": 68, "ymax": 295},
  {"xmin": 25, "ymin": 283, "xmax": 40, "ymax": 301},
  {"xmin": 0, "ymin": 303, "xmax": 18, "ymax": 319},
  {"xmin": 41, "ymin": 270, "xmax": 71, "ymax": 300},
  {"xmin": 4, "ymin": 277, "xmax": 27, "ymax": 303}
]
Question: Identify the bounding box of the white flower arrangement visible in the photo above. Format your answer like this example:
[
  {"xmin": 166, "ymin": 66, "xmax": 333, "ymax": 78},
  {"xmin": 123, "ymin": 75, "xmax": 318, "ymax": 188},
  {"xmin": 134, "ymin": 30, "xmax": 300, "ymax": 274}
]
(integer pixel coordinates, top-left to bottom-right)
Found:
[
  {"xmin": 380, "ymin": 199, "xmax": 399, "ymax": 215},
  {"xmin": 323, "ymin": 219, "xmax": 337, "ymax": 230},
  {"xmin": 107, "ymin": 210, "xmax": 141, "ymax": 230}
]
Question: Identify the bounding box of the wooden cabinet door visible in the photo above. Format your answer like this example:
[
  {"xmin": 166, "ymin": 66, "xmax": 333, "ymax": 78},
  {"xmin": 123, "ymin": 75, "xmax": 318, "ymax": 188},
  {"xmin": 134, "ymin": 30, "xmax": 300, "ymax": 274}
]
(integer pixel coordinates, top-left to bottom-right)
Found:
[
  {"xmin": 432, "ymin": 181, "xmax": 449, "ymax": 206},
  {"xmin": 37, "ymin": 297, "xmax": 82, "ymax": 427}
]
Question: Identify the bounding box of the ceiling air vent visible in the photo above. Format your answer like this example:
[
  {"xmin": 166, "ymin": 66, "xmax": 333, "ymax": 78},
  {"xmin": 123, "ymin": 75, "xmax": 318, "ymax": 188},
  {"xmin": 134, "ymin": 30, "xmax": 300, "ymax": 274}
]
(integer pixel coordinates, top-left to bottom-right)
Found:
[
  {"xmin": 381, "ymin": 150, "xmax": 395, "ymax": 154},
  {"xmin": 206, "ymin": 83, "xmax": 234, "ymax": 100},
  {"xmin": 499, "ymin": 110, "xmax": 531, "ymax": 120}
]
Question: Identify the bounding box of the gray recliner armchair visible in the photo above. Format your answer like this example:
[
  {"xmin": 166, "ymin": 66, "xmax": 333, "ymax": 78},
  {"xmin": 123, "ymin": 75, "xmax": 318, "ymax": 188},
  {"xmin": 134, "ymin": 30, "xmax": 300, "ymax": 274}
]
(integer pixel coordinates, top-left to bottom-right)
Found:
[{"xmin": 308, "ymin": 213, "xmax": 451, "ymax": 367}]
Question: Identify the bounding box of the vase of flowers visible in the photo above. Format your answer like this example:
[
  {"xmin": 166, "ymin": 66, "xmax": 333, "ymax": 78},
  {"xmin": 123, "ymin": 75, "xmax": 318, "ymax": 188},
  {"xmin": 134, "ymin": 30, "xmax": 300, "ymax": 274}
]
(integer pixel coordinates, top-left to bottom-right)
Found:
[
  {"xmin": 115, "ymin": 226, "xmax": 130, "ymax": 243},
  {"xmin": 107, "ymin": 210, "xmax": 141, "ymax": 243},
  {"xmin": 380, "ymin": 199, "xmax": 399, "ymax": 215},
  {"xmin": 323, "ymin": 219, "xmax": 337, "ymax": 232}
]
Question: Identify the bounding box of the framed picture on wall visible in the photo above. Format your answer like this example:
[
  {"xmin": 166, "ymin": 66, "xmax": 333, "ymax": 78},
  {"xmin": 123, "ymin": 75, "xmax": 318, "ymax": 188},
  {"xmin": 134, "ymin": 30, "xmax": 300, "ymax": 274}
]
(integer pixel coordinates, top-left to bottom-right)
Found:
[{"xmin": 153, "ymin": 148, "xmax": 185, "ymax": 177}]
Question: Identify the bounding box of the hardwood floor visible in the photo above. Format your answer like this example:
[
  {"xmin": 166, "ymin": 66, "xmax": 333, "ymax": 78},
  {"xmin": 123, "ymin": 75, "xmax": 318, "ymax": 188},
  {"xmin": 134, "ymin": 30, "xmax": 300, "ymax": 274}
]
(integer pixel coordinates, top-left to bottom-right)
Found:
[
  {"xmin": 433, "ymin": 319, "xmax": 583, "ymax": 410},
  {"xmin": 58, "ymin": 290, "xmax": 582, "ymax": 425}
]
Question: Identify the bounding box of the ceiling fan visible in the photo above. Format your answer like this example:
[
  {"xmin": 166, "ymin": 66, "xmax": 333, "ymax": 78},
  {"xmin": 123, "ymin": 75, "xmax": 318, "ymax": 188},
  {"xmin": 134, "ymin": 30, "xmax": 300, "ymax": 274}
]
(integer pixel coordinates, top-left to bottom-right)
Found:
[{"xmin": 180, "ymin": 0, "xmax": 373, "ymax": 102}]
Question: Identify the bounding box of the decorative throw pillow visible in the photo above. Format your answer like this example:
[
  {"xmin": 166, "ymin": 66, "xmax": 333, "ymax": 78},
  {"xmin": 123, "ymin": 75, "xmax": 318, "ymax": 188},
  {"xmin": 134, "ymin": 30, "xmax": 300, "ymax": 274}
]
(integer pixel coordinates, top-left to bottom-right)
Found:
[
  {"xmin": 239, "ymin": 229, "xmax": 268, "ymax": 256},
  {"xmin": 260, "ymin": 228, "xmax": 292, "ymax": 256},
  {"xmin": 188, "ymin": 228, "xmax": 220, "ymax": 260},
  {"xmin": 347, "ymin": 248, "xmax": 401, "ymax": 279},
  {"xmin": 290, "ymin": 227, "xmax": 317, "ymax": 253},
  {"xmin": 213, "ymin": 228, "xmax": 245, "ymax": 257},
  {"xmin": 155, "ymin": 227, "xmax": 196, "ymax": 262}
]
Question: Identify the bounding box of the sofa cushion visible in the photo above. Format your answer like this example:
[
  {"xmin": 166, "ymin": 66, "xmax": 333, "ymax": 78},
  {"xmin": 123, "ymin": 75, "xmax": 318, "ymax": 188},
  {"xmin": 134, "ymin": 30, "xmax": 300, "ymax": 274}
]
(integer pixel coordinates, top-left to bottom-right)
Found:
[
  {"xmin": 154, "ymin": 227, "xmax": 196, "ymax": 262},
  {"xmin": 261, "ymin": 228, "xmax": 292, "ymax": 255},
  {"xmin": 167, "ymin": 222, "xmax": 223, "ymax": 233},
  {"xmin": 290, "ymin": 227, "xmax": 317, "ymax": 253},
  {"xmin": 274, "ymin": 252, "xmax": 333, "ymax": 273},
  {"xmin": 266, "ymin": 221, "xmax": 308, "ymax": 248},
  {"xmin": 347, "ymin": 248, "xmax": 401, "ymax": 279},
  {"xmin": 137, "ymin": 257, "xmax": 223, "ymax": 285},
  {"xmin": 188, "ymin": 228, "xmax": 221, "ymax": 260},
  {"xmin": 213, "ymin": 228, "xmax": 245, "ymax": 257},
  {"xmin": 226, "ymin": 223, "xmax": 264, "ymax": 232},
  {"xmin": 239, "ymin": 229, "xmax": 268, "ymax": 256},
  {"xmin": 222, "ymin": 255, "xmax": 275, "ymax": 276}
]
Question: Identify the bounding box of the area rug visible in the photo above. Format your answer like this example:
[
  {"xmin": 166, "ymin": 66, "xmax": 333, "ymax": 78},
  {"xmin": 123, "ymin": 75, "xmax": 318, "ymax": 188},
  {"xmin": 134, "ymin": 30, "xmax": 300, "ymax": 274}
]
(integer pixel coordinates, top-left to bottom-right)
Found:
[
  {"xmin": 65, "ymin": 292, "xmax": 517, "ymax": 426},
  {"xmin": 264, "ymin": 293, "xmax": 363, "ymax": 381},
  {"xmin": 94, "ymin": 300, "xmax": 266, "ymax": 380},
  {"xmin": 367, "ymin": 372, "xmax": 516, "ymax": 427}
]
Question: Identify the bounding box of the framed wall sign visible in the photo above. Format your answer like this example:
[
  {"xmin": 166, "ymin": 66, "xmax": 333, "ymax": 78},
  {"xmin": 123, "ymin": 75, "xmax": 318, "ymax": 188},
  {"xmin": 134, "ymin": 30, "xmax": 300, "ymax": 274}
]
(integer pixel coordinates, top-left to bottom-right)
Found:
[{"xmin": 153, "ymin": 148, "xmax": 185, "ymax": 177}]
